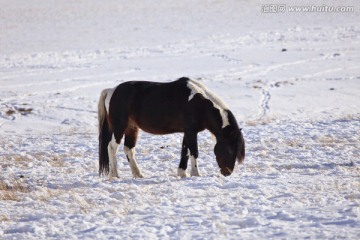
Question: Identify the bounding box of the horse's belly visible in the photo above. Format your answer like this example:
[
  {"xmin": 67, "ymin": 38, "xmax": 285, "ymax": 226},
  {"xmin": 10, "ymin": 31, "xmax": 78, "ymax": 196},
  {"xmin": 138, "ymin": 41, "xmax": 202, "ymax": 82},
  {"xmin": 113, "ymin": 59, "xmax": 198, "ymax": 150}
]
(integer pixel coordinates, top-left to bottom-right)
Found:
[
  {"xmin": 138, "ymin": 122, "xmax": 184, "ymax": 135},
  {"xmin": 132, "ymin": 111, "xmax": 185, "ymax": 135}
]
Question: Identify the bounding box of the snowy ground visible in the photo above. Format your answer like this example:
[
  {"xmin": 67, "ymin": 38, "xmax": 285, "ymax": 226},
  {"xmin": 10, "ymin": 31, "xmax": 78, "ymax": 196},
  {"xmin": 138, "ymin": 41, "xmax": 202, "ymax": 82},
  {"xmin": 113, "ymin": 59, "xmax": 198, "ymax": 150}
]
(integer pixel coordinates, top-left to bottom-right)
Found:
[{"xmin": 1, "ymin": 0, "xmax": 360, "ymax": 239}]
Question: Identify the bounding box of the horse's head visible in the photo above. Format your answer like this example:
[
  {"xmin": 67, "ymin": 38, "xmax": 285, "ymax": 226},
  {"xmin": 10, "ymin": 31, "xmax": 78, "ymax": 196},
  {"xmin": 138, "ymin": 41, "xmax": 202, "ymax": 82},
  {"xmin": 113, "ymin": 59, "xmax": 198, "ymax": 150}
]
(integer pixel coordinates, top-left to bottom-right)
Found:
[{"xmin": 214, "ymin": 117, "xmax": 245, "ymax": 176}]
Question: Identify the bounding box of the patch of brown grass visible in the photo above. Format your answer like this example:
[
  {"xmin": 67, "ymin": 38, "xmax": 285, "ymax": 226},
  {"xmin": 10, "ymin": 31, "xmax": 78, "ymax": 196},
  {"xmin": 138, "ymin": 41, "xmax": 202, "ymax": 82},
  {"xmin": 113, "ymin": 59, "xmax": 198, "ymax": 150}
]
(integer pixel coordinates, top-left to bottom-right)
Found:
[
  {"xmin": 0, "ymin": 215, "xmax": 10, "ymax": 222},
  {"xmin": 4, "ymin": 106, "xmax": 33, "ymax": 116},
  {"xmin": 317, "ymin": 135, "xmax": 337, "ymax": 146},
  {"xmin": 16, "ymin": 107, "xmax": 33, "ymax": 115},
  {"xmin": 0, "ymin": 178, "xmax": 29, "ymax": 201},
  {"xmin": 32, "ymin": 152, "xmax": 67, "ymax": 168},
  {"xmin": 5, "ymin": 109, "xmax": 16, "ymax": 116},
  {"xmin": 35, "ymin": 188, "xmax": 66, "ymax": 202},
  {"xmin": 1, "ymin": 154, "xmax": 32, "ymax": 170},
  {"xmin": 245, "ymin": 116, "xmax": 278, "ymax": 126}
]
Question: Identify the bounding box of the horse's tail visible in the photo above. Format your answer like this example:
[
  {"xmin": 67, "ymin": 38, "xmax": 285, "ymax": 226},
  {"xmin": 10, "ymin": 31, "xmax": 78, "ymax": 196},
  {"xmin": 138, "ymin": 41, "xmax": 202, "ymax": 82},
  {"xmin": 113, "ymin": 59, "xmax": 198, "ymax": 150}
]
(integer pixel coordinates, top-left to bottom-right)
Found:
[
  {"xmin": 98, "ymin": 89, "xmax": 112, "ymax": 176},
  {"xmin": 237, "ymin": 128, "xmax": 245, "ymax": 164}
]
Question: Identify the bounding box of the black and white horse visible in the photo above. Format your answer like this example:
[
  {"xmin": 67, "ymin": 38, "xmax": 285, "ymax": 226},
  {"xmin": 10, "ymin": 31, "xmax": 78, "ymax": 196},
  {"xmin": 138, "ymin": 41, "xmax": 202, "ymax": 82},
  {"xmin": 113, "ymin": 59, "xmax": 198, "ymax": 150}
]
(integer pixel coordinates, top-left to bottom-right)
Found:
[{"xmin": 98, "ymin": 77, "xmax": 245, "ymax": 178}]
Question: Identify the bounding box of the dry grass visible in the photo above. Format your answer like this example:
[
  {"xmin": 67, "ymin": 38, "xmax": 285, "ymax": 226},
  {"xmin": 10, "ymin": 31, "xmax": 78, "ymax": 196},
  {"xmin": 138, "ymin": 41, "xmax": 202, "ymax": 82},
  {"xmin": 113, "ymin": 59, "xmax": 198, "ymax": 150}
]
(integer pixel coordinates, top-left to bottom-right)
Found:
[
  {"xmin": 71, "ymin": 193, "xmax": 92, "ymax": 214},
  {"xmin": 50, "ymin": 155, "xmax": 66, "ymax": 168},
  {"xmin": 4, "ymin": 105, "xmax": 33, "ymax": 116},
  {"xmin": 284, "ymin": 138, "xmax": 311, "ymax": 149},
  {"xmin": 34, "ymin": 188, "xmax": 66, "ymax": 202},
  {"xmin": 0, "ymin": 178, "xmax": 29, "ymax": 201},
  {"xmin": 337, "ymin": 113, "xmax": 360, "ymax": 121},
  {"xmin": 32, "ymin": 153, "xmax": 68, "ymax": 168},
  {"xmin": 317, "ymin": 135, "xmax": 337, "ymax": 146},
  {"xmin": 5, "ymin": 109, "xmax": 16, "ymax": 115},
  {"xmin": 1, "ymin": 152, "xmax": 75, "ymax": 169},
  {"xmin": 245, "ymin": 116, "xmax": 278, "ymax": 126},
  {"xmin": 0, "ymin": 215, "xmax": 10, "ymax": 222}
]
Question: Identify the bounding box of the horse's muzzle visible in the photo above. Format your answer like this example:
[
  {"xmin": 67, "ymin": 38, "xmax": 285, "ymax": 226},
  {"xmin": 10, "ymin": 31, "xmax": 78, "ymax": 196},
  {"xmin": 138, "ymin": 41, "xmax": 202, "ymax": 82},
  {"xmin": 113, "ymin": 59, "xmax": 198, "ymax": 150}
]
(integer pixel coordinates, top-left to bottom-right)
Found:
[{"xmin": 220, "ymin": 167, "xmax": 233, "ymax": 176}]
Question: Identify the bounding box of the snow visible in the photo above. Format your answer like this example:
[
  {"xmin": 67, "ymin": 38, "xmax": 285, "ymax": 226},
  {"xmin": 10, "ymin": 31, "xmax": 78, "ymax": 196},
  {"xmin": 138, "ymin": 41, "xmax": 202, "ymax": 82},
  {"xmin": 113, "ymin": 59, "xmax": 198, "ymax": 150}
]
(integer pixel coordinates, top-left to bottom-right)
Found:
[{"xmin": 1, "ymin": 0, "xmax": 360, "ymax": 239}]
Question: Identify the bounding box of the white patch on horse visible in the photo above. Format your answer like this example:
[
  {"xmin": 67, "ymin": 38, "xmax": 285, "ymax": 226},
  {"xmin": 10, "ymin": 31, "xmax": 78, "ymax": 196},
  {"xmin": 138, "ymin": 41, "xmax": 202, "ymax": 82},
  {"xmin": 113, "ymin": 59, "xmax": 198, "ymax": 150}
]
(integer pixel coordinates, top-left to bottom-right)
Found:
[
  {"xmin": 124, "ymin": 146, "xmax": 144, "ymax": 178},
  {"xmin": 190, "ymin": 155, "xmax": 200, "ymax": 177},
  {"xmin": 105, "ymin": 87, "xmax": 116, "ymax": 113},
  {"xmin": 108, "ymin": 134, "xmax": 119, "ymax": 178},
  {"xmin": 187, "ymin": 80, "xmax": 229, "ymax": 128}
]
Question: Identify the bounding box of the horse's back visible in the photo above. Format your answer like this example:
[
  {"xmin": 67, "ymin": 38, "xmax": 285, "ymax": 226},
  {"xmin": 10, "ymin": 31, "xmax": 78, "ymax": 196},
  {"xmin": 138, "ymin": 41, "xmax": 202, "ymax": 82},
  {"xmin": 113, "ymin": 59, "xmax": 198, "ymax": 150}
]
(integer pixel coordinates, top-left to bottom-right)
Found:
[
  {"xmin": 108, "ymin": 78, "xmax": 193, "ymax": 134},
  {"xmin": 110, "ymin": 78, "xmax": 190, "ymax": 108}
]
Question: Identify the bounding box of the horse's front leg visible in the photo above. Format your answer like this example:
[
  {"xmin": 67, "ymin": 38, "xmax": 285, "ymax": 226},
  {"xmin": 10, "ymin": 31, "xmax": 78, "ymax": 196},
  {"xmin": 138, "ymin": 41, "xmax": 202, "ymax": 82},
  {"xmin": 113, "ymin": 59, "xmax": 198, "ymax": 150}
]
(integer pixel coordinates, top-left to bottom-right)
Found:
[
  {"xmin": 178, "ymin": 136, "xmax": 189, "ymax": 178},
  {"xmin": 124, "ymin": 127, "xmax": 143, "ymax": 178},
  {"xmin": 190, "ymin": 156, "xmax": 200, "ymax": 177},
  {"xmin": 185, "ymin": 131, "xmax": 201, "ymax": 177}
]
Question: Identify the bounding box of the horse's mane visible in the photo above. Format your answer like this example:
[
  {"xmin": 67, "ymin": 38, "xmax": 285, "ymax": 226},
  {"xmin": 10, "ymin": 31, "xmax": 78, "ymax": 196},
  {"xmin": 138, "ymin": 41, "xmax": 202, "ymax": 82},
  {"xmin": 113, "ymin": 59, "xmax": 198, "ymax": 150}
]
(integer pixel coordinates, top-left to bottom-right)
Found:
[{"xmin": 187, "ymin": 79, "xmax": 229, "ymax": 128}]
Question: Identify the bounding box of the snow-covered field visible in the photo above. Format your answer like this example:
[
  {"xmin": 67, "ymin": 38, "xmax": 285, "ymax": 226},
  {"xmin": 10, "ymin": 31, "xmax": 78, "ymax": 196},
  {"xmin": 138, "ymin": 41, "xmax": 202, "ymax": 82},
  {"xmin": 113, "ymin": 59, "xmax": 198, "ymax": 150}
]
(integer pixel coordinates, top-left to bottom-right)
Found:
[{"xmin": 1, "ymin": 0, "xmax": 360, "ymax": 239}]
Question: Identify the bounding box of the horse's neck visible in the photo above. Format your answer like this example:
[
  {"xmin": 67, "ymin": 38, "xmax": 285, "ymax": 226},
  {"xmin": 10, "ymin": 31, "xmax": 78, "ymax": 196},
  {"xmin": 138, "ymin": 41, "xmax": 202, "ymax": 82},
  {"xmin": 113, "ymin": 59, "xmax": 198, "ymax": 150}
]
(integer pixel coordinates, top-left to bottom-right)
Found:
[
  {"xmin": 206, "ymin": 109, "xmax": 235, "ymax": 142},
  {"xmin": 206, "ymin": 114, "xmax": 224, "ymax": 142}
]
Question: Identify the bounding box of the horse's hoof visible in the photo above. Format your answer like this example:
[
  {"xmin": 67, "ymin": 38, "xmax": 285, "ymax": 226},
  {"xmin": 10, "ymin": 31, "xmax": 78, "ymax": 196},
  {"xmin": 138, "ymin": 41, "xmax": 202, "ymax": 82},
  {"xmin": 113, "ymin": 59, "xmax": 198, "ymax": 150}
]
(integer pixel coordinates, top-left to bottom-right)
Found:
[
  {"xmin": 109, "ymin": 172, "xmax": 120, "ymax": 178},
  {"xmin": 190, "ymin": 170, "xmax": 201, "ymax": 177},
  {"xmin": 177, "ymin": 168, "xmax": 188, "ymax": 178},
  {"xmin": 132, "ymin": 171, "xmax": 144, "ymax": 179}
]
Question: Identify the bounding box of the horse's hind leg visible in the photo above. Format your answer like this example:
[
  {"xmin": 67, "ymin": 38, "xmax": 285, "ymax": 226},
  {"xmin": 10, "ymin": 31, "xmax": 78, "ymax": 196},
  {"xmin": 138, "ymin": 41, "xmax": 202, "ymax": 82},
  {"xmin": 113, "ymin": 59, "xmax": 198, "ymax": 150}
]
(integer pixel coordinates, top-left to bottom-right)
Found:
[
  {"xmin": 108, "ymin": 133, "xmax": 120, "ymax": 178},
  {"xmin": 108, "ymin": 122, "xmax": 127, "ymax": 178},
  {"xmin": 124, "ymin": 126, "xmax": 143, "ymax": 178}
]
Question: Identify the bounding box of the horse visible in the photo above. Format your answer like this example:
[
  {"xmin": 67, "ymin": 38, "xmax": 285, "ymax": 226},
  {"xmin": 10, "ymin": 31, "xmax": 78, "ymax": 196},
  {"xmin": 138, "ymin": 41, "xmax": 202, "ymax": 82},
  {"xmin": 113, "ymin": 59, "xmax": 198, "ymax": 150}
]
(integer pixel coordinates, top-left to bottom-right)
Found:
[{"xmin": 98, "ymin": 77, "xmax": 245, "ymax": 178}]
